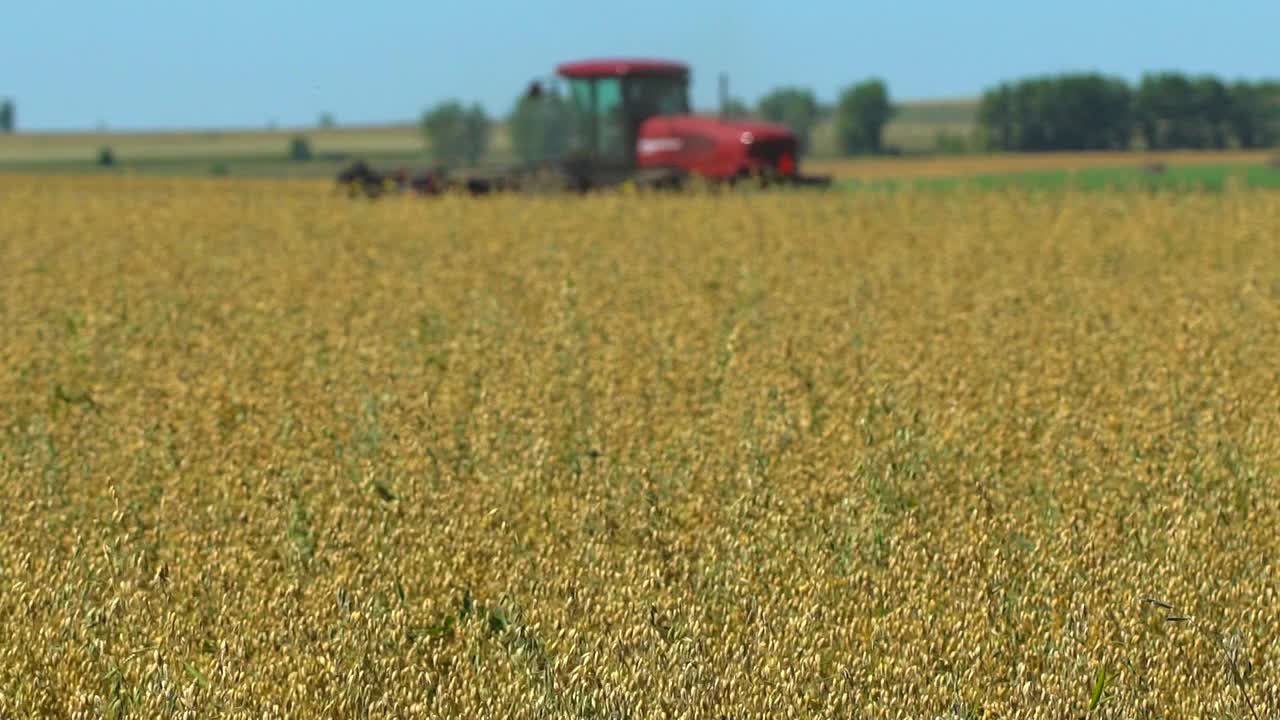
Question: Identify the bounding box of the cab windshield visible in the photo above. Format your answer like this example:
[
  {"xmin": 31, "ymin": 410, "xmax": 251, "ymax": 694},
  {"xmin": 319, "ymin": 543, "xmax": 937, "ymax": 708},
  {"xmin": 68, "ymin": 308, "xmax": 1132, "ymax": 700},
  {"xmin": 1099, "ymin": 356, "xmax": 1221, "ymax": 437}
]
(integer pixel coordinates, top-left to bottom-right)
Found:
[
  {"xmin": 626, "ymin": 74, "xmax": 690, "ymax": 117},
  {"xmin": 565, "ymin": 73, "xmax": 690, "ymax": 163}
]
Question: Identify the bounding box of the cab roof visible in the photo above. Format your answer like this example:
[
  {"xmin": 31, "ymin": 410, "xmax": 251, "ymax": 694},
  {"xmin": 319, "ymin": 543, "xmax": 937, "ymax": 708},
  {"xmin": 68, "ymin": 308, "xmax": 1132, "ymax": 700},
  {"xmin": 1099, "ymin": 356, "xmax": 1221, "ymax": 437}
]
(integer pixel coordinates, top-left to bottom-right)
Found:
[{"xmin": 556, "ymin": 59, "xmax": 689, "ymax": 79}]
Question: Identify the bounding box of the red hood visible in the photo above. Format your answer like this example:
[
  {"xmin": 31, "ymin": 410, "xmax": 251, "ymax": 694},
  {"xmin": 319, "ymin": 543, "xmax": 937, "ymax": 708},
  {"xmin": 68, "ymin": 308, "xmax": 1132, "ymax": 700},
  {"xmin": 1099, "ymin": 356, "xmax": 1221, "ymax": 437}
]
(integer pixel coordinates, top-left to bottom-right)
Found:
[
  {"xmin": 636, "ymin": 115, "xmax": 799, "ymax": 179},
  {"xmin": 645, "ymin": 115, "xmax": 795, "ymax": 144}
]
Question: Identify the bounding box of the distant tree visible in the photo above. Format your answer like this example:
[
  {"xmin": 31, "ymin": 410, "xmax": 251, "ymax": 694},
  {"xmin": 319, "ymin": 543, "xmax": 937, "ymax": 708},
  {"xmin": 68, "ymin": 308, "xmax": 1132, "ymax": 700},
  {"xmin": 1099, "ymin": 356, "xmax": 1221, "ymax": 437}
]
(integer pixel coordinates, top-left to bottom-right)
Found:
[
  {"xmin": 1135, "ymin": 72, "xmax": 1201, "ymax": 149},
  {"xmin": 720, "ymin": 97, "xmax": 752, "ymax": 119},
  {"xmin": 289, "ymin": 135, "xmax": 313, "ymax": 162},
  {"xmin": 1057, "ymin": 74, "xmax": 1132, "ymax": 150},
  {"xmin": 979, "ymin": 71, "xmax": 1280, "ymax": 153},
  {"xmin": 933, "ymin": 130, "xmax": 971, "ymax": 155},
  {"xmin": 757, "ymin": 87, "xmax": 820, "ymax": 153},
  {"xmin": 318, "ymin": 112, "xmax": 336, "ymax": 129},
  {"xmin": 1050, "ymin": 74, "xmax": 1132, "ymax": 150},
  {"xmin": 1193, "ymin": 76, "xmax": 1232, "ymax": 149},
  {"xmin": 0, "ymin": 99, "xmax": 13, "ymax": 133},
  {"xmin": 835, "ymin": 79, "xmax": 895, "ymax": 155},
  {"xmin": 977, "ymin": 82, "xmax": 1015, "ymax": 150},
  {"xmin": 97, "ymin": 146, "xmax": 115, "ymax": 167},
  {"xmin": 421, "ymin": 100, "xmax": 491, "ymax": 166},
  {"xmin": 1255, "ymin": 81, "xmax": 1280, "ymax": 146},
  {"xmin": 1227, "ymin": 81, "xmax": 1264, "ymax": 149},
  {"xmin": 508, "ymin": 86, "xmax": 572, "ymax": 165},
  {"xmin": 1227, "ymin": 80, "xmax": 1280, "ymax": 148},
  {"xmin": 463, "ymin": 104, "xmax": 490, "ymax": 166},
  {"xmin": 978, "ymin": 74, "xmax": 1131, "ymax": 151}
]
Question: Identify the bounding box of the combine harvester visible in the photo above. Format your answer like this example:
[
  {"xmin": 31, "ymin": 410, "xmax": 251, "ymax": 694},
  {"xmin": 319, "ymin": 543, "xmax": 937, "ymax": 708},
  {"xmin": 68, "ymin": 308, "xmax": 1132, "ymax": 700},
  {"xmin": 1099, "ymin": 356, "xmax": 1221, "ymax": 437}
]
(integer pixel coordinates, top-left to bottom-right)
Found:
[{"xmin": 338, "ymin": 58, "xmax": 831, "ymax": 197}]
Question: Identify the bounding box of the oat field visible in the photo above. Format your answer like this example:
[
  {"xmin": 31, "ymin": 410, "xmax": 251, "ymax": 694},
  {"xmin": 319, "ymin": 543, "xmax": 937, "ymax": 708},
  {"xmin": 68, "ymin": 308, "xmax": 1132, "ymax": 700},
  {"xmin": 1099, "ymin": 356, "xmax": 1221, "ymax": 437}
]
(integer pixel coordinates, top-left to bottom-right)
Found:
[{"xmin": 2, "ymin": 177, "xmax": 1279, "ymax": 719}]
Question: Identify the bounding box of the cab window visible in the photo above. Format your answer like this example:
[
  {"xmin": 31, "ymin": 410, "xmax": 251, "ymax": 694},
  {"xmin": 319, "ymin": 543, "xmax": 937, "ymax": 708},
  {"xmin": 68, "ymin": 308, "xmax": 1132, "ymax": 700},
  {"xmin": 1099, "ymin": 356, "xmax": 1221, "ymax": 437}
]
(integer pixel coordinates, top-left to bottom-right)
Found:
[
  {"xmin": 567, "ymin": 77, "xmax": 628, "ymax": 163},
  {"xmin": 626, "ymin": 74, "xmax": 690, "ymax": 120}
]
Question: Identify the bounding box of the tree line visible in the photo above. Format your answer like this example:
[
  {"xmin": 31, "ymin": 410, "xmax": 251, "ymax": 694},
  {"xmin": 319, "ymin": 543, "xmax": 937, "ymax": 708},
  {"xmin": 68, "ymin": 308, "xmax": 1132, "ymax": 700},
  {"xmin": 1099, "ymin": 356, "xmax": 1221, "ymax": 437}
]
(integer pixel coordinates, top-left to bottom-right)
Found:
[
  {"xmin": 733, "ymin": 80, "xmax": 894, "ymax": 157},
  {"xmin": 0, "ymin": 98, "xmax": 15, "ymax": 133},
  {"xmin": 978, "ymin": 72, "xmax": 1280, "ymax": 152},
  {"xmin": 418, "ymin": 78, "xmax": 896, "ymax": 167}
]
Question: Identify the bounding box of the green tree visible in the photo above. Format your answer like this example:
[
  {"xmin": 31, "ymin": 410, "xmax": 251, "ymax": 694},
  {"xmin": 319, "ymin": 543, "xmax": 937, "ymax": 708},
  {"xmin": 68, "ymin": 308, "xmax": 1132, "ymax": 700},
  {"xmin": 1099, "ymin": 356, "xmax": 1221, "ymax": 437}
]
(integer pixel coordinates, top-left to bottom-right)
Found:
[
  {"xmin": 1135, "ymin": 73, "xmax": 1235, "ymax": 150},
  {"xmin": 979, "ymin": 71, "xmax": 1279, "ymax": 152},
  {"xmin": 835, "ymin": 79, "xmax": 894, "ymax": 155},
  {"xmin": 1135, "ymin": 72, "xmax": 1200, "ymax": 149},
  {"xmin": 720, "ymin": 97, "xmax": 752, "ymax": 119},
  {"xmin": 463, "ymin": 104, "xmax": 489, "ymax": 165},
  {"xmin": 508, "ymin": 88, "xmax": 572, "ymax": 165},
  {"xmin": 978, "ymin": 74, "xmax": 1130, "ymax": 152},
  {"xmin": 1193, "ymin": 76, "xmax": 1231, "ymax": 149},
  {"xmin": 421, "ymin": 101, "xmax": 491, "ymax": 166},
  {"xmin": 0, "ymin": 99, "xmax": 13, "ymax": 133},
  {"xmin": 1055, "ymin": 74, "xmax": 1132, "ymax": 150},
  {"xmin": 1227, "ymin": 80, "xmax": 1280, "ymax": 148},
  {"xmin": 317, "ymin": 112, "xmax": 336, "ymax": 129},
  {"xmin": 933, "ymin": 131, "xmax": 971, "ymax": 155},
  {"xmin": 289, "ymin": 135, "xmax": 313, "ymax": 162},
  {"xmin": 1049, "ymin": 74, "xmax": 1131, "ymax": 150},
  {"xmin": 977, "ymin": 82, "xmax": 1016, "ymax": 151},
  {"xmin": 757, "ymin": 87, "xmax": 819, "ymax": 153}
]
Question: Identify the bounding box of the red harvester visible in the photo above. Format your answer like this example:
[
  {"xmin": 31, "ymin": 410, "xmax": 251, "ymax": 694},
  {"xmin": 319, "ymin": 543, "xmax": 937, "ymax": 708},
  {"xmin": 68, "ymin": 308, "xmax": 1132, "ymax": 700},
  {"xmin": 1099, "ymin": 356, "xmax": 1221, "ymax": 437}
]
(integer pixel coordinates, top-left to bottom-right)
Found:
[{"xmin": 338, "ymin": 58, "xmax": 831, "ymax": 197}]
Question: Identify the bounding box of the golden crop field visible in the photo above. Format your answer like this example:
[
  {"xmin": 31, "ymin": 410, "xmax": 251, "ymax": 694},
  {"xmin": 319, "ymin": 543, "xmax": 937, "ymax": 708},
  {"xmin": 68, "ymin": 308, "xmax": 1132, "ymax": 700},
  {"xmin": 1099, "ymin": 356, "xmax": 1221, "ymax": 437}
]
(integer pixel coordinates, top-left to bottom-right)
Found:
[{"xmin": 2, "ymin": 176, "xmax": 1279, "ymax": 719}]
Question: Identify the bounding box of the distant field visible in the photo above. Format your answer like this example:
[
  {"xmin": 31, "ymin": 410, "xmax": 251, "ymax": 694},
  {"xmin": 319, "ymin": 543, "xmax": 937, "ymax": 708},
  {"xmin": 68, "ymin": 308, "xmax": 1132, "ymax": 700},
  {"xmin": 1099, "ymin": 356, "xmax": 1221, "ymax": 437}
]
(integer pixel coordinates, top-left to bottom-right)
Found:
[
  {"xmin": 808, "ymin": 149, "xmax": 1280, "ymax": 181},
  {"xmin": 0, "ymin": 125, "xmax": 423, "ymax": 163},
  {"xmin": 0, "ymin": 99, "xmax": 977, "ymax": 178},
  {"xmin": 888, "ymin": 98, "xmax": 977, "ymax": 125},
  {"xmin": 0, "ymin": 152, "xmax": 426, "ymax": 180},
  {"xmin": 811, "ymin": 98, "xmax": 977, "ymax": 156},
  {"xmin": 8, "ymin": 99, "xmax": 1278, "ymax": 189},
  {"xmin": 0, "ymin": 124, "xmax": 514, "ymax": 178},
  {"xmin": 840, "ymin": 164, "xmax": 1280, "ymax": 193}
]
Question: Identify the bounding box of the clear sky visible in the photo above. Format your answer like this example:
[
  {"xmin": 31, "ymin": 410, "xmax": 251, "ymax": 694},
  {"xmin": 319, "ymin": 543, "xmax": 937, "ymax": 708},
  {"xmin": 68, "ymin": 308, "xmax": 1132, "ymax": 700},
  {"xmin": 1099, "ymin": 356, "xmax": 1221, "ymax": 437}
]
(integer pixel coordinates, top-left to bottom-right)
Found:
[{"xmin": 2, "ymin": 0, "xmax": 1277, "ymax": 131}]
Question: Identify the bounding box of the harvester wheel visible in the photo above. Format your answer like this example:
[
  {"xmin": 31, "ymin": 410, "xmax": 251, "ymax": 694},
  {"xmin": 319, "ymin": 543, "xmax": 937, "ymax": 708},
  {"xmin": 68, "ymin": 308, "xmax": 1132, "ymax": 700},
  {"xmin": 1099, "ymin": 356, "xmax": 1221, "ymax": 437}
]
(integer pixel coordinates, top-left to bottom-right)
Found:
[{"xmin": 633, "ymin": 167, "xmax": 687, "ymax": 191}]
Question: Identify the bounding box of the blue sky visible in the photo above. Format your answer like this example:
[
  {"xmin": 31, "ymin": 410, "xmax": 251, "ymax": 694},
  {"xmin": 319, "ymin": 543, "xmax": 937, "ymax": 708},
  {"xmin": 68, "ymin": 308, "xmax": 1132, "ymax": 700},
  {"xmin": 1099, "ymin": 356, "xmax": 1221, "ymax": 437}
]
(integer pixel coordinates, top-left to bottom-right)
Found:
[{"xmin": 1, "ymin": 0, "xmax": 1277, "ymax": 131}]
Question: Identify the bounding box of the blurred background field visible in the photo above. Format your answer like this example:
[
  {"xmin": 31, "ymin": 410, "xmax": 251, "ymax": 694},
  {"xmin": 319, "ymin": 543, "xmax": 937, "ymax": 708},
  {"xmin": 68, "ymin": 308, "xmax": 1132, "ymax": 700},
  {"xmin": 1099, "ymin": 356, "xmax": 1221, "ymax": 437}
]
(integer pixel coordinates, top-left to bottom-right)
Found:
[
  {"xmin": 0, "ymin": 100, "xmax": 975, "ymax": 158},
  {"xmin": 0, "ymin": 99, "xmax": 979, "ymax": 178},
  {"xmin": 8, "ymin": 96, "xmax": 1280, "ymax": 192}
]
